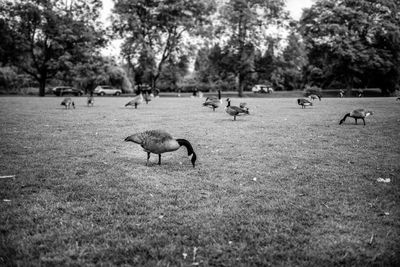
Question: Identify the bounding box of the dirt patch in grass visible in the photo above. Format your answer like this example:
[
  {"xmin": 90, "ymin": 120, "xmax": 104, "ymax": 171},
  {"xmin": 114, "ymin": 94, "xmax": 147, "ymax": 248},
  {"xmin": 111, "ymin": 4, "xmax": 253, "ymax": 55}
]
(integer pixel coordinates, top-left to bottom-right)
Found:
[{"xmin": 1, "ymin": 96, "xmax": 399, "ymax": 265}]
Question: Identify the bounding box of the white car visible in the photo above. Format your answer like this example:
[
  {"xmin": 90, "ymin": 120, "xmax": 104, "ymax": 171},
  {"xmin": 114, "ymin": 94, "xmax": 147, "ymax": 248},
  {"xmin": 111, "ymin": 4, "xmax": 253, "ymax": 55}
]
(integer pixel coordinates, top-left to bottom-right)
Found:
[
  {"xmin": 251, "ymin": 84, "xmax": 273, "ymax": 93},
  {"xmin": 94, "ymin": 85, "xmax": 122, "ymax": 96}
]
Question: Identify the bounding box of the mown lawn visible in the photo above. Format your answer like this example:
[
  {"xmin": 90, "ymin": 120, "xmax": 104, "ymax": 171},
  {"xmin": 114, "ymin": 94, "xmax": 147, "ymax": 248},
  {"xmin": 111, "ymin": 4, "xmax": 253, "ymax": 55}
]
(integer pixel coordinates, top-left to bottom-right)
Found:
[{"xmin": 0, "ymin": 96, "xmax": 399, "ymax": 266}]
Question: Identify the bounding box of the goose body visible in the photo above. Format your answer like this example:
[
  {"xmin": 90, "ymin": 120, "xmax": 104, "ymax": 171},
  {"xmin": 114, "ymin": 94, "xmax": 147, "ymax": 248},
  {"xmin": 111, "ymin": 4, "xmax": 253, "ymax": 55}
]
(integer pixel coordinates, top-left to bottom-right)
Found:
[
  {"xmin": 87, "ymin": 96, "xmax": 94, "ymax": 106},
  {"xmin": 297, "ymin": 98, "xmax": 313, "ymax": 108},
  {"xmin": 339, "ymin": 109, "xmax": 373, "ymax": 125},
  {"xmin": 125, "ymin": 93, "xmax": 143, "ymax": 109},
  {"xmin": 203, "ymin": 90, "xmax": 222, "ymax": 111},
  {"xmin": 225, "ymin": 98, "xmax": 249, "ymax": 120},
  {"xmin": 308, "ymin": 94, "xmax": 321, "ymax": 101},
  {"xmin": 144, "ymin": 92, "xmax": 154, "ymax": 104},
  {"xmin": 61, "ymin": 97, "xmax": 75, "ymax": 109},
  {"xmin": 124, "ymin": 130, "xmax": 197, "ymax": 167}
]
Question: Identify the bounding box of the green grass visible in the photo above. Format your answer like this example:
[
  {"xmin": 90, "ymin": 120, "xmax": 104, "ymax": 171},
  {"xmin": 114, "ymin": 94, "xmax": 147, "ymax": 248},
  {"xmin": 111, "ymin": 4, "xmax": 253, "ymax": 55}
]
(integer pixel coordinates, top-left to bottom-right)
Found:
[{"xmin": 0, "ymin": 96, "xmax": 399, "ymax": 266}]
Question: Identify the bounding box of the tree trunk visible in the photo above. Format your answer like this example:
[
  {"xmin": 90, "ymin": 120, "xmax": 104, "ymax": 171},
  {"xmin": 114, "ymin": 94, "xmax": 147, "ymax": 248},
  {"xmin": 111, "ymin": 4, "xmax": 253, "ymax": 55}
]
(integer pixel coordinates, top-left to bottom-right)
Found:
[
  {"xmin": 345, "ymin": 80, "xmax": 352, "ymax": 97},
  {"xmin": 38, "ymin": 79, "xmax": 46, "ymax": 97},
  {"xmin": 344, "ymin": 72, "xmax": 353, "ymax": 97},
  {"xmin": 151, "ymin": 75, "xmax": 157, "ymax": 93},
  {"xmin": 237, "ymin": 73, "xmax": 244, "ymax": 97}
]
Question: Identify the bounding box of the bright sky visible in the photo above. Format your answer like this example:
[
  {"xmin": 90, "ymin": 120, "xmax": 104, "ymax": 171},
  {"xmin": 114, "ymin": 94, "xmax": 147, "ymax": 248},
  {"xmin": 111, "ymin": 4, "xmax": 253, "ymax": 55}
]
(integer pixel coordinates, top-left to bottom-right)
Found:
[
  {"xmin": 285, "ymin": 0, "xmax": 314, "ymax": 20},
  {"xmin": 100, "ymin": 0, "xmax": 315, "ymax": 58}
]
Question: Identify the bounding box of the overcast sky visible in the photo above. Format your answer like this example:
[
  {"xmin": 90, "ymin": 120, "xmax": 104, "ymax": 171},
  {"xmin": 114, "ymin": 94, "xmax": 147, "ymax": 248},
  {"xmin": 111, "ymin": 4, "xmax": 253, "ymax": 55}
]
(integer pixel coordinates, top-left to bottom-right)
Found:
[{"xmin": 285, "ymin": 0, "xmax": 314, "ymax": 20}]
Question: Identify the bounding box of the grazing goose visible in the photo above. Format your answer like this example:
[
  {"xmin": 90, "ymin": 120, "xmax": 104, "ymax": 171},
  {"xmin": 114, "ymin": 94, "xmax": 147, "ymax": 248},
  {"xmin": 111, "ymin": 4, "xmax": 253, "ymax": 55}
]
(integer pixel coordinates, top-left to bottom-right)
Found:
[
  {"xmin": 339, "ymin": 109, "xmax": 373, "ymax": 125},
  {"xmin": 125, "ymin": 93, "xmax": 144, "ymax": 109},
  {"xmin": 297, "ymin": 98, "xmax": 313, "ymax": 108},
  {"xmin": 203, "ymin": 90, "xmax": 222, "ymax": 111},
  {"xmin": 124, "ymin": 130, "xmax": 197, "ymax": 167},
  {"xmin": 144, "ymin": 92, "xmax": 154, "ymax": 104},
  {"xmin": 87, "ymin": 96, "xmax": 94, "ymax": 106},
  {"xmin": 239, "ymin": 102, "xmax": 248, "ymax": 110},
  {"xmin": 225, "ymin": 98, "xmax": 249, "ymax": 120},
  {"xmin": 61, "ymin": 97, "xmax": 75, "ymax": 109},
  {"xmin": 308, "ymin": 94, "xmax": 321, "ymax": 101}
]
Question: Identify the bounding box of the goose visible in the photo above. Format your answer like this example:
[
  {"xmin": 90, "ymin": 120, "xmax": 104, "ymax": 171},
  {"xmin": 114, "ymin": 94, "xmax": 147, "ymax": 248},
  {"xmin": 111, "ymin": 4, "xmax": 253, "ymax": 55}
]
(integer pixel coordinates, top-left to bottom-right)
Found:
[
  {"xmin": 87, "ymin": 95, "xmax": 94, "ymax": 106},
  {"xmin": 308, "ymin": 94, "xmax": 321, "ymax": 101},
  {"xmin": 125, "ymin": 93, "xmax": 143, "ymax": 109},
  {"xmin": 297, "ymin": 98, "xmax": 313, "ymax": 108},
  {"xmin": 339, "ymin": 109, "xmax": 373, "ymax": 125},
  {"xmin": 239, "ymin": 102, "xmax": 248, "ymax": 109},
  {"xmin": 61, "ymin": 97, "xmax": 75, "ymax": 109},
  {"xmin": 225, "ymin": 98, "xmax": 249, "ymax": 120},
  {"xmin": 124, "ymin": 130, "xmax": 197, "ymax": 167},
  {"xmin": 203, "ymin": 90, "xmax": 222, "ymax": 111},
  {"xmin": 144, "ymin": 92, "xmax": 154, "ymax": 104}
]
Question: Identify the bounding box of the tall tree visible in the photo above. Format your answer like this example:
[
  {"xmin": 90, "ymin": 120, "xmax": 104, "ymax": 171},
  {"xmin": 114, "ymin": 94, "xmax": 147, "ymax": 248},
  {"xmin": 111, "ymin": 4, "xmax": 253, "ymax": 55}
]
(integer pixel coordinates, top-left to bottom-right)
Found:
[
  {"xmin": 0, "ymin": 0, "xmax": 106, "ymax": 96},
  {"xmin": 278, "ymin": 31, "xmax": 307, "ymax": 90},
  {"xmin": 300, "ymin": 0, "xmax": 400, "ymax": 95},
  {"xmin": 217, "ymin": 0, "xmax": 288, "ymax": 96},
  {"xmin": 112, "ymin": 0, "xmax": 215, "ymax": 91}
]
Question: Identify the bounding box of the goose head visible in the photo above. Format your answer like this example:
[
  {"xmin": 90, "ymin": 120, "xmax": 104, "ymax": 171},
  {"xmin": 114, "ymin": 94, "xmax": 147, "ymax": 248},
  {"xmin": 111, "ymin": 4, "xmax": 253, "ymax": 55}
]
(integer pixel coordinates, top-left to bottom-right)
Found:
[{"xmin": 124, "ymin": 133, "xmax": 143, "ymax": 144}]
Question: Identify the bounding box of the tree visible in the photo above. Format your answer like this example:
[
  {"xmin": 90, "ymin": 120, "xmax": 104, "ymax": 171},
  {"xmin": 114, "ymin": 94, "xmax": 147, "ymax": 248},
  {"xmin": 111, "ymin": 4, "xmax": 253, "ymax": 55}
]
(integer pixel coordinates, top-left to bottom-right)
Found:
[
  {"xmin": 70, "ymin": 56, "xmax": 133, "ymax": 94},
  {"xmin": 216, "ymin": 0, "xmax": 288, "ymax": 96},
  {"xmin": 194, "ymin": 44, "xmax": 237, "ymax": 86},
  {"xmin": 112, "ymin": 0, "xmax": 215, "ymax": 91},
  {"xmin": 158, "ymin": 55, "xmax": 190, "ymax": 90},
  {"xmin": 278, "ymin": 31, "xmax": 307, "ymax": 90},
  {"xmin": 300, "ymin": 0, "xmax": 400, "ymax": 95},
  {"xmin": 0, "ymin": 0, "xmax": 106, "ymax": 96}
]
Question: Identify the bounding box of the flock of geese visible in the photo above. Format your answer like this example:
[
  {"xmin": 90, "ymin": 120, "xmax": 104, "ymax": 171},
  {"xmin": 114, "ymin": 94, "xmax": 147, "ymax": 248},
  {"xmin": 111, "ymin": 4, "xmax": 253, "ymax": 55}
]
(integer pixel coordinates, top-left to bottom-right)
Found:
[
  {"xmin": 202, "ymin": 90, "xmax": 250, "ymax": 120},
  {"xmin": 59, "ymin": 90, "xmax": 376, "ymax": 168}
]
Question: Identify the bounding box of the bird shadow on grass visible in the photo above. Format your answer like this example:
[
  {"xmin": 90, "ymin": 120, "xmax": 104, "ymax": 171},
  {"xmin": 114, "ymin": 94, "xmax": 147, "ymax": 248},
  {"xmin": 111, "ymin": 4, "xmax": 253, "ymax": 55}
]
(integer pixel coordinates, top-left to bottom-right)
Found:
[
  {"xmin": 212, "ymin": 117, "xmax": 252, "ymax": 122},
  {"xmin": 285, "ymin": 107, "xmax": 315, "ymax": 110},
  {"xmin": 130, "ymin": 162, "xmax": 199, "ymax": 173},
  {"xmin": 56, "ymin": 107, "xmax": 75, "ymax": 110}
]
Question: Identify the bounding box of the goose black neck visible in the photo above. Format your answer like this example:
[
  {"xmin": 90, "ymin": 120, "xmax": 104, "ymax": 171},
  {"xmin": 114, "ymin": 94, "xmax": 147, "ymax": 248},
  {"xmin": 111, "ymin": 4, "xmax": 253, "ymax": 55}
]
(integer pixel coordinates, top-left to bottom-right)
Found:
[
  {"xmin": 177, "ymin": 139, "xmax": 197, "ymax": 167},
  {"xmin": 339, "ymin": 113, "xmax": 350, "ymax": 124},
  {"xmin": 218, "ymin": 90, "xmax": 221, "ymax": 100},
  {"xmin": 177, "ymin": 139, "xmax": 194, "ymax": 156},
  {"xmin": 226, "ymin": 100, "xmax": 230, "ymax": 107}
]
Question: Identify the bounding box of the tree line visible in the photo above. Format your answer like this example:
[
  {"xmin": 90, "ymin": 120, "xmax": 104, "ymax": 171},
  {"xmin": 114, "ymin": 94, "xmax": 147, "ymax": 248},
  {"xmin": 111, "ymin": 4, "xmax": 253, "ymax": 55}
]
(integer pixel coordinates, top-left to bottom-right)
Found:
[{"xmin": 0, "ymin": 0, "xmax": 399, "ymax": 96}]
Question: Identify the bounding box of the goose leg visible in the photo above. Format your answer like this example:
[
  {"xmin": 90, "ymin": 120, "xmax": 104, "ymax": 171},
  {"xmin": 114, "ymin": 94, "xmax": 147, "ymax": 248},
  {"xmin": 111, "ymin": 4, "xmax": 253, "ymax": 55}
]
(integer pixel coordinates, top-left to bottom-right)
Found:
[
  {"xmin": 158, "ymin": 154, "xmax": 161, "ymax": 165},
  {"xmin": 355, "ymin": 118, "xmax": 358, "ymax": 125},
  {"xmin": 362, "ymin": 118, "xmax": 365, "ymax": 125},
  {"xmin": 146, "ymin": 152, "xmax": 150, "ymax": 166}
]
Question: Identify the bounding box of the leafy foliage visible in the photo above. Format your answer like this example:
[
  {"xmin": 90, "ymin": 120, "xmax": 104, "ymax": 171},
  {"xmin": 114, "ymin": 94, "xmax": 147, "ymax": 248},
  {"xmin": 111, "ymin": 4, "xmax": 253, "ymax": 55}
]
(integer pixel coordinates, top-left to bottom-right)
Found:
[
  {"xmin": 214, "ymin": 0, "xmax": 288, "ymax": 96},
  {"xmin": 70, "ymin": 57, "xmax": 133, "ymax": 94},
  {"xmin": 112, "ymin": 0, "xmax": 215, "ymax": 90},
  {"xmin": 0, "ymin": 0, "xmax": 106, "ymax": 96},
  {"xmin": 300, "ymin": 0, "xmax": 400, "ymax": 94}
]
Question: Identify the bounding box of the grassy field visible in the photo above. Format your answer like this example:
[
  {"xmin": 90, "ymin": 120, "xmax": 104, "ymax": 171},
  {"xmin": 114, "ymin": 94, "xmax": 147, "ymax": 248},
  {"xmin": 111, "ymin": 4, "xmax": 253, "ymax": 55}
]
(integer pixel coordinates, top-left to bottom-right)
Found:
[{"xmin": 0, "ymin": 96, "xmax": 399, "ymax": 266}]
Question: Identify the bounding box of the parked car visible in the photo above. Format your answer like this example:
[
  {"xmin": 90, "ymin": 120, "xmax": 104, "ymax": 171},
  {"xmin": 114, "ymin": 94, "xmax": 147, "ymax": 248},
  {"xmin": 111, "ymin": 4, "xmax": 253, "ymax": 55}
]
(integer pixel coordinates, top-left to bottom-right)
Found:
[
  {"xmin": 251, "ymin": 84, "xmax": 273, "ymax": 93},
  {"xmin": 52, "ymin": 86, "xmax": 84, "ymax": 96},
  {"xmin": 94, "ymin": 85, "xmax": 122, "ymax": 96}
]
